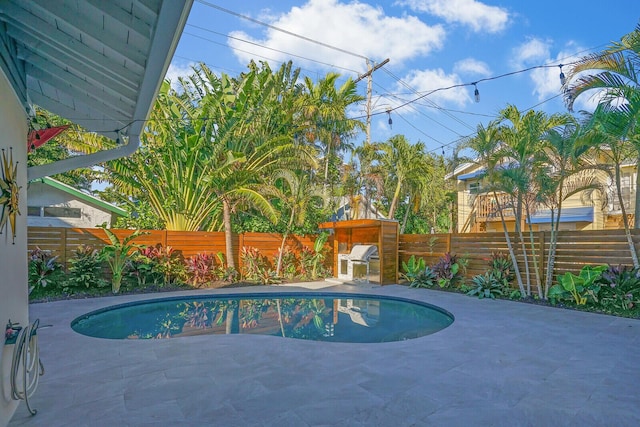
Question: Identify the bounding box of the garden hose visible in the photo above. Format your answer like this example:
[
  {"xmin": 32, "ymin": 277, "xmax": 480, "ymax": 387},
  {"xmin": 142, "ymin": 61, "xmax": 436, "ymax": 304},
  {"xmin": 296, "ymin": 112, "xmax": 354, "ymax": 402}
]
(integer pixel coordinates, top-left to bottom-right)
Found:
[{"xmin": 10, "ymin": 319, "xmax": 44, "ymax": 416}]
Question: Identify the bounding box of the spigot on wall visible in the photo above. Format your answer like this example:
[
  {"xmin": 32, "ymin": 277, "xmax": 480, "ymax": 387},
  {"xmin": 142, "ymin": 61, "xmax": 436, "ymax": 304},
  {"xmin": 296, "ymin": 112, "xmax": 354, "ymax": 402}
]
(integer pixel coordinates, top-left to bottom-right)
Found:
[{"xmin": 5, "ymin": 320, "xmax": 22, "ymax": 345}]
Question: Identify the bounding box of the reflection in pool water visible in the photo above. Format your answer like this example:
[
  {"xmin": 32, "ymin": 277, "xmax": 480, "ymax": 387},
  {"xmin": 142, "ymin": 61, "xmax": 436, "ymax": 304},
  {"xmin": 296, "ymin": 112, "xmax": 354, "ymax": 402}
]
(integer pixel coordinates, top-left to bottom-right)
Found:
[{"xmin": 71, "ymin": 293, "xmax": 453, "ymax": 343}]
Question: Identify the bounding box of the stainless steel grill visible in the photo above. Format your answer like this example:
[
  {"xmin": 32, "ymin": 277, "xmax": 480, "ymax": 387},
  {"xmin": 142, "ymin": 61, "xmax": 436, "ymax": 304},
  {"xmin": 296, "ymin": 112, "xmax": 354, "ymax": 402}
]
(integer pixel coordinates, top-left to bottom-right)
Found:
[{"xmin": 337, "ymin": 245, "xmax": 378, "ymax": 282}]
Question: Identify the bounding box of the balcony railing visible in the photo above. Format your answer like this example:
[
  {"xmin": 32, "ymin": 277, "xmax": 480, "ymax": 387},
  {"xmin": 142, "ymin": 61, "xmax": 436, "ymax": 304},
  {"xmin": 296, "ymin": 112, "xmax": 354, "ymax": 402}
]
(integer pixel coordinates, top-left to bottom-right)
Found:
[{"xmin": 468, "ymin": 192, "xmax": 516, "ymax": 221}]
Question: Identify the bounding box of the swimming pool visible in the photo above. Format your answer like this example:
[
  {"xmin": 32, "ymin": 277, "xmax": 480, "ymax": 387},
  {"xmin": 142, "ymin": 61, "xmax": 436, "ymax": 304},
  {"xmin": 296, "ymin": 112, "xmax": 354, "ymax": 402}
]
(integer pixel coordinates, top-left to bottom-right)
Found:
[{"xmin": 71, "ymin": 292, "xmax": 454, "ymax": 343}]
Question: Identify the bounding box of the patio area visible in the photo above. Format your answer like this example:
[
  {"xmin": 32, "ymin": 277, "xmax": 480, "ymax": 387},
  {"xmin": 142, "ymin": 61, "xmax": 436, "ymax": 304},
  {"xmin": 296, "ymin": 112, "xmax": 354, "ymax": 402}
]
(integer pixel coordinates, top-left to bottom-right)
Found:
[{"xmin": 9, "ymin": 282, "xmax": 640, "ymax": 426}]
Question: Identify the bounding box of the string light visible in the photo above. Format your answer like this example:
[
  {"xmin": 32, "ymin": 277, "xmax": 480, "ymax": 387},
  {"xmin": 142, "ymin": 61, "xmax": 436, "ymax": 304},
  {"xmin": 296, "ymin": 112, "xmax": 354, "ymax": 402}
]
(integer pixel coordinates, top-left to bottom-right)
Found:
[
  {"xmin": 559, "ymin": 64, "xmax": 566, "ymax": 86},
  {"xmin": 387, "ymin": 109, "xmax": 392, "ymax": 129},
  {"xmin": 473, "ymin": 83, "xmax": 480, "ymax": 103}
]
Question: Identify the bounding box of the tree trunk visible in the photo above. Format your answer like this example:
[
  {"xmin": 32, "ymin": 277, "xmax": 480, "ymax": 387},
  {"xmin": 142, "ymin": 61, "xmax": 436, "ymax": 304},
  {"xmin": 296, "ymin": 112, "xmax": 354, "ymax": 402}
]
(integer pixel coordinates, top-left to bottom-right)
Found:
[
  {"xmin": 615, "ymin": 163, "xmax": 639, "ymax": 268},
  {"xmin": 223, "ymin": 198, "xmax": 235, "ymax": 269},
  {"xmin": 275, "ymin": 209, "xmax": 296, "ymax": 277},
  {"xmin": 514, "ymin": 194, "xmax": 531, "ymax": 296},
  {"xmin": 634, "ymin": 153, "xmax": 640, "ymax": 229},
  {"xmin": 525, "ymin": 204, "xmax": 543, "ymax": 298},
  {"xmin": 388, "ymin": 180, "xmax": 402, "ymax": 219},
  {"xmin": 400, "ymin": 196, "xmax": 411, "ymax": 233},
  {"xmin": 494, "ymin": 191, "xmax": 526, "ymax": 297}
]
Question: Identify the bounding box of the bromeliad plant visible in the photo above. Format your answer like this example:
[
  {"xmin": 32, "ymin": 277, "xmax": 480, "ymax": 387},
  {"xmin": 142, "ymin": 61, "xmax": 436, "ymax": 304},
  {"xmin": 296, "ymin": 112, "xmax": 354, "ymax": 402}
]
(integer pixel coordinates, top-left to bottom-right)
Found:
[
  {"xmin": 100, "ymin": 228, "xmax": 148, "ymax": 294},
  {"xmin": 467, "ymin": 272, "xmax": 504, "ymax": 299},
  {"xmin": 549, "ymin": 264, "xmax": 607, "ymax": 305}
]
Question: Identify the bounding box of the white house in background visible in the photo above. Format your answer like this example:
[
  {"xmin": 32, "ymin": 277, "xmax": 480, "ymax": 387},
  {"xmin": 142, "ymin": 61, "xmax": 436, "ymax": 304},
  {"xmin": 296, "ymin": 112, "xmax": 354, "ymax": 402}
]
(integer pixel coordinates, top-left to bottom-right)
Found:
[
  {"xmin": 27, "ymin": 177, "xmax": 126, "ymax": 228},
  {"xmin": 331, "ymin": 196, "xmax": 386, "ymax": 222},
  {"xmin": 0, "ymin": 2, "xmax": 192, "ymax": 424}
]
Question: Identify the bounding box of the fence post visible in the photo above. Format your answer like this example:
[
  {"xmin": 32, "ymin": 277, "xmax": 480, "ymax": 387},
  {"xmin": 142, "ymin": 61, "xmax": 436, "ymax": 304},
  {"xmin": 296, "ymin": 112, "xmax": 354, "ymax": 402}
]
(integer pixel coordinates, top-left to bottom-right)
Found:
[
  {"xmin": 237, "ymin": 233, "xmax": 244, "ymax": 273},
  {"xmin": 446, "ymin": 233, "xmax": 451, "ymax": 254},
  {"xmin": 538, "ymin": 231, "xmax": 545, "ymax": 294},
  {"xmin": 61, "ymin": 228, "xmax": 68, "ymax": 271}
]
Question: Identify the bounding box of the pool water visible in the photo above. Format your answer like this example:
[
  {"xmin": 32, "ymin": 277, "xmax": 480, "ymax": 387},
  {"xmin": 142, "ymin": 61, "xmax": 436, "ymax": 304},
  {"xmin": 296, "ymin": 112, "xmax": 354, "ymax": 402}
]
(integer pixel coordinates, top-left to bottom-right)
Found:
[{"xmin": 71, "ymin": 293, "xmax": 454, "ymax": 343}]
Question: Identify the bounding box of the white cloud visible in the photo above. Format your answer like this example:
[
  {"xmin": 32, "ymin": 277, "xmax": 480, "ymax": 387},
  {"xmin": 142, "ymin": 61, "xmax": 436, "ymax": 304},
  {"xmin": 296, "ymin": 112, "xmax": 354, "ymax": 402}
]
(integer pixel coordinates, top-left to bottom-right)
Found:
[
  {"xmin": 454, "ymin": 58, "xmax": 491, "ymax": 77},
  {"xmin": 512, "ymin": 37, "xmax": 551, "ymax": 68},
  {"xmin": 165, "ymin": 62, "xmax": 196, "ymax": 90},
  {"xmin": 396, "ymin": 68, "xmax": 470, "ymax": 107},
  {"xmin": 228, "ymin": 0, "xmax": 445, "ymax": 73},
  {"xmin": 396, "ymin": 0, "xmax": 510, "ymax": 33}
]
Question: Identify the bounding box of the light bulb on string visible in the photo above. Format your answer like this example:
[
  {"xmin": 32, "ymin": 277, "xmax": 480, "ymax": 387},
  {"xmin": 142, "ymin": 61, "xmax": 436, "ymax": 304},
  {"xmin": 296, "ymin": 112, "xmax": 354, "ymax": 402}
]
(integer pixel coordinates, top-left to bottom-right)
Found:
[
  {"xmin": 559, "ymin": 64, "xmax": 566, "ymax": 86},
  {"xmin": 386, "ymin": 110, "xmax": 392, "ymax": 129},
  {"xmin": 473, "ymin": 83, "xmax": 480, "ymax": 103}
]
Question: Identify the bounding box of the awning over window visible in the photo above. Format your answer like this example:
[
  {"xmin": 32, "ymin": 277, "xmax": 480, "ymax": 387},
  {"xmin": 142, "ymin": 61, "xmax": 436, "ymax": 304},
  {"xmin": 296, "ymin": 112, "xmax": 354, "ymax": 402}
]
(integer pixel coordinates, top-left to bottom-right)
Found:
[
  {"xmin": 457, "ymin": 169, "xmax": 486, "ymax": 181},
  {"xmin": 527, "ymin": 207, "xmax": 594, "ymax": 224}
]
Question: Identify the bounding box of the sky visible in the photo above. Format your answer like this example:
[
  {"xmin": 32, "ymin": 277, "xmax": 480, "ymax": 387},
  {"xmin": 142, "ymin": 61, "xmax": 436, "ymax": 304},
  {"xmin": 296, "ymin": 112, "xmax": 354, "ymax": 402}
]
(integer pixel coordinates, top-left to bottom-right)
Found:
[{"xmin": 168, "ymin": 0, "xmax": 640, "ymax": 157}]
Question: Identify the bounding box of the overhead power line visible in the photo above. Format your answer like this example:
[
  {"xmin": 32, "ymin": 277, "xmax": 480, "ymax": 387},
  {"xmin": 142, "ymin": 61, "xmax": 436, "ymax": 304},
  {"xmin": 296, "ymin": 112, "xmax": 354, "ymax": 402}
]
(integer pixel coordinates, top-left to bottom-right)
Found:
[{"xmin": 196, "ymin": 0, "xmax": 370, "ymax": 60}]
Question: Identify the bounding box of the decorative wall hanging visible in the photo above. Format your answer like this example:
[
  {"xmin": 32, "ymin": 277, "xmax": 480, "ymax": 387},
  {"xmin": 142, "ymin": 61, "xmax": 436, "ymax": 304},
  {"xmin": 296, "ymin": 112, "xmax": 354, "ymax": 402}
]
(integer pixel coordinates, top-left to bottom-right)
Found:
[{"xmin": 0, "ymin": 147, "xmax": 21, "ymax": 244}]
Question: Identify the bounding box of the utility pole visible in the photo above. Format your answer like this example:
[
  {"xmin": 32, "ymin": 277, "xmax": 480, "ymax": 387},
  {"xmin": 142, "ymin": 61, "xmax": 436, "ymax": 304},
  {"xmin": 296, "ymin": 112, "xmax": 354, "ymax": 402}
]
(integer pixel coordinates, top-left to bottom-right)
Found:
[
  {"xmin": 355, "ymin": 58, "xmax": 389, "ymax": 147},
  {"xmin": 354, "ymin": 58, "xmax": 389, "ymax": 218}
]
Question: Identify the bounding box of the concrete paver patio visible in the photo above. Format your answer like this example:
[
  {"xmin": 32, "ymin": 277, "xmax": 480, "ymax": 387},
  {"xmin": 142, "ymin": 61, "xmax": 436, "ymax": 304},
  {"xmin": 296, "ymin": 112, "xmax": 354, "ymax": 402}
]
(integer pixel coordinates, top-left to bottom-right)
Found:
[{"xmin": 8, "ymin": 283, "xmax": 640, "ymax": 426}]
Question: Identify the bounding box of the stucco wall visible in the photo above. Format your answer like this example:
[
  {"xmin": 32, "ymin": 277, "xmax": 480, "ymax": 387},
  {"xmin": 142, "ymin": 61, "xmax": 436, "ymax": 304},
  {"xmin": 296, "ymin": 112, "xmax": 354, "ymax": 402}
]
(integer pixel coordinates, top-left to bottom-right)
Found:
[
  {"xmin": 27, "ymin": 181, "xmax": 115, "ymax": 228},
  {"xmin": 0, "ymin": 70, "xmax": 29, "ymax": 425}
]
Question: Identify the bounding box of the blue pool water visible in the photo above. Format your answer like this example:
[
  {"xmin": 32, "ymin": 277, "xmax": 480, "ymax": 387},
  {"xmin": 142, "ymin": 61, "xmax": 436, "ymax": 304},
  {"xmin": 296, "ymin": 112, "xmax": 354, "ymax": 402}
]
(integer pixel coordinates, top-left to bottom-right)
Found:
[{"xmin": 71, "ymin": 292, "xmax": 454, "ymax": 343}]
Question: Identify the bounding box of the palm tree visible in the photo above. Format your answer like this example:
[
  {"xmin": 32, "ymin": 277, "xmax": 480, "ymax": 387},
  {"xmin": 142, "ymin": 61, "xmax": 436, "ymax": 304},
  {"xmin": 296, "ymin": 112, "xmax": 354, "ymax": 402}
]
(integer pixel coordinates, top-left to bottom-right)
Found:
[
  {"xmin": 465, "ymin": 122, "xmax": 526, "ymax": 296},
  {"xmin": 268, "ymin": 169, "xmax": 322, "ymax": 276},
  {"xmin": 297, "ymin": 73, "xmax": 365, "ymax": 203},
  {"xmin": 537, "ymin": 115, "xmax": 610, "ymax": 295},
  {"xmin": 379, "ymin": 135, "xmax": 430, "ymax": 219},
  {"xmin": 564, "ymin": 23, "xmax": 640, "ymax": 227},
  {"xmin": 192, "ymin": 62, "xmax": 312, "ymax": 269},
  {"xmin": 580, "ymin": 106, "xmax": 639, "ymax": 267},
  {"xmin": 493, "ymin": 105, "xmax": 566, "ymax": 296}
]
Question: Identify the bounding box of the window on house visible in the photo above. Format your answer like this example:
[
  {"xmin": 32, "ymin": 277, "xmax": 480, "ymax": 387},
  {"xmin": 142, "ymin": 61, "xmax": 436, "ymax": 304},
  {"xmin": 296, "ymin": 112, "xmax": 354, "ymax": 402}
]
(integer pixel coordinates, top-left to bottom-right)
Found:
[
  {"xmin": 612, "ymin": 171, "xmax": 635, "ymax": 210},
  {"xmin": 27, "ymin": 206, "xmax": 42, "ymax": 216},
  {"xmin": 43, "ymin": 206, "xmax": 82, "ymax": 218},
  {"xmin": 29, "ymin": 205, "xmax": 82, "ymax": 218},
  {"xmin": 469, "ymin": 182, "xmax": 481, "ymax": 194}
]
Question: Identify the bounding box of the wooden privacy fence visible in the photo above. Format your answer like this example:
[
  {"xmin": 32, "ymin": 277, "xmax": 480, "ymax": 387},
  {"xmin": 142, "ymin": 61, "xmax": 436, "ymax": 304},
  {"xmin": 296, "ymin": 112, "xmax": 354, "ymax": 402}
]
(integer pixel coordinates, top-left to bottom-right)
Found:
[
  {"xmin": 27, "ymin": 227, "xmax": 325, "ymax": 273},
  {"xmin": 399, "ymin": 229, "xmax": 640, "ymax": 292},
  {"xmin": 29, "ymin": 227, "xmax": 640, "ymax": 289}
]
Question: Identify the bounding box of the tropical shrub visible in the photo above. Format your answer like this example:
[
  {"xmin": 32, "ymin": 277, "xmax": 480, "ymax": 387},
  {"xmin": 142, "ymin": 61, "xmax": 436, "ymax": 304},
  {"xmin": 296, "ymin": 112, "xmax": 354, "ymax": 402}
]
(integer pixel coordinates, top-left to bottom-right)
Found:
[
  {"xmin": 432, "ymin": 252, "xmax": 467, "ymax": 288},
  {"xmin": 401, "ymin": 255, "xmax": 426, "ymax": 283},
  {"xmin": 125, "ymin": 247, "xmax": 161, "ymax": 288},
  {"xmin": 64, "ymin": 245, "xmax": 109, "ymax": 292},
  {"xmin": 273, "ymin": 246, "xmax": 298, "ymax": 279},
  {"xmin": 100, "ymin": 228, "xmax": 148, "ymax": 294},
  {"xmin": 147, "ymin": 245, "xmax": 185, "ymax": 286},
  {"xmin": 467, "ymin": 272, "xmax": 504, "ymax": 299},
  {"xmin": 409, "ymin": 267, "xmax": 439, "ymax": 289},
  {"xmin": 185, "ymin": 252, "xmax": 218, "ymax": 288},
  {"xmin": 241, "ymin": 246, "xmax": 269, "ymax": 282},
  {"xmin": 312, "ymin": 232, "xmax": 330, "ymax": 279},
  {"xmin": 487, "ymin": 251, "xmax": 514, "ymax": 288},
  {"xmin": 28, "ymin": 246, "xmax": 63, "ymax": 294},
  {"xmin": 549, "ymin": 265, "xmax": 607, "ymax": 305},
  {"xmin": 298, "ymin": 246, "xmax": 315, "ymax": 279},
  {"xmin": 214, "ymin": 252, "xmax": 238, "ymax": 283},
  {"xmin": 597, "ymin": 265, "xmax": 640, "ymax": 312}
]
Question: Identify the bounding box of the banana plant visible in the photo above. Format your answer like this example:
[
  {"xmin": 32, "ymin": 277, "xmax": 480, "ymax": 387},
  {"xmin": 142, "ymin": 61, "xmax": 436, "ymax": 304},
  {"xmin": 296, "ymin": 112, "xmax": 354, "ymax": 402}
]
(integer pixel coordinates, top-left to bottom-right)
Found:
[
  {"xmin": 100, "ymin": 227, "xmax": 148, "ymax": 293},
  {"xmin": 549, "ymin": 265, "xmax": 607, "ymax": 305}
]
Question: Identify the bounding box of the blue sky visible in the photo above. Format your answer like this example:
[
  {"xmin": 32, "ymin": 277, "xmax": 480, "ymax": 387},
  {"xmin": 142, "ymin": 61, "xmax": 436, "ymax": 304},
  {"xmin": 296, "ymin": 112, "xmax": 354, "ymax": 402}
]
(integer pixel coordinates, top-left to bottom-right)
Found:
[{"xmin": 168, "ymin": 0, "xmax": 640, "ymax": 156}]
